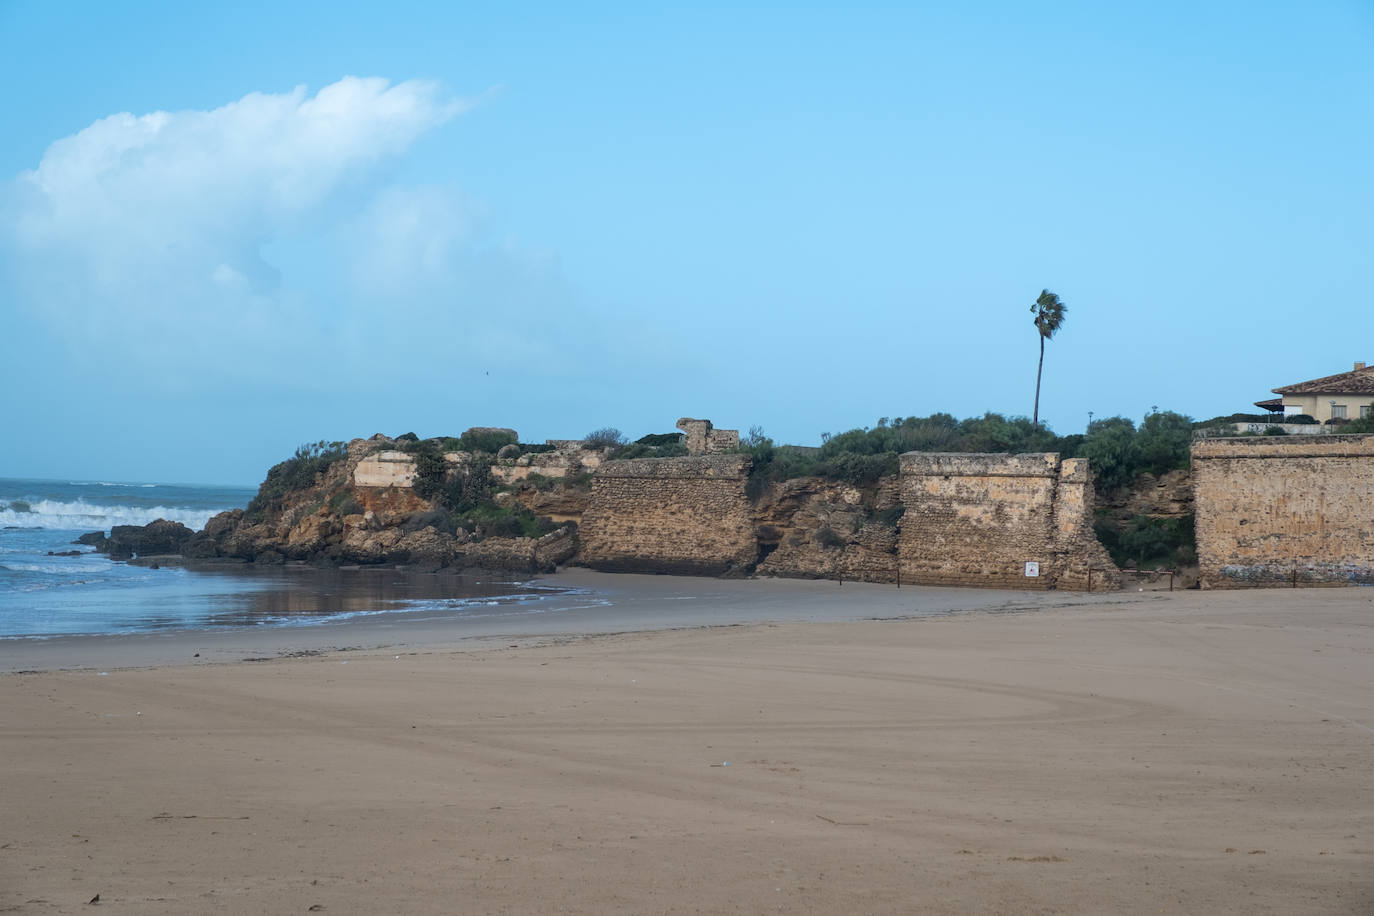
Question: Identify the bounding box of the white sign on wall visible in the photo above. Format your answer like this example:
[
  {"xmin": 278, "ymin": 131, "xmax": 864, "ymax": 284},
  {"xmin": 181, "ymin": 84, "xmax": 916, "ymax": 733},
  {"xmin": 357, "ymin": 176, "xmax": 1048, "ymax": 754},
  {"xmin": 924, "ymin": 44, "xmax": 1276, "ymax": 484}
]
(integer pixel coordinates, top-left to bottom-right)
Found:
[{"xmin": 1024, "ymin": 561, "xmax": 1040, "ymax": 578}]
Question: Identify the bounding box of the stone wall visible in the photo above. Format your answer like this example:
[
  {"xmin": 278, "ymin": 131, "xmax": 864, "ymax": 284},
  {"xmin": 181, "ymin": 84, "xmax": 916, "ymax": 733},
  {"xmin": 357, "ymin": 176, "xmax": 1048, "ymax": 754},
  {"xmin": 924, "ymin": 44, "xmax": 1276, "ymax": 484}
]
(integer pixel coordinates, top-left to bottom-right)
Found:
[
  {"xmin": 676, "ymin": 418, "xmax": 740, "ymax": 455},
  {"xmin": 899, "ymin": 453, "xmax": 1119, "ymax": 591},
  {"xmin": 577, "ymin": 455, "xmax": 757, "ymax": 576},
  {"xmin": 1192, "ymin": 435, "xmax": 1374, "ymax": 588},
  {"xmin": 353, "ymin": 450, "xmax": 418, "ymax": 488}
]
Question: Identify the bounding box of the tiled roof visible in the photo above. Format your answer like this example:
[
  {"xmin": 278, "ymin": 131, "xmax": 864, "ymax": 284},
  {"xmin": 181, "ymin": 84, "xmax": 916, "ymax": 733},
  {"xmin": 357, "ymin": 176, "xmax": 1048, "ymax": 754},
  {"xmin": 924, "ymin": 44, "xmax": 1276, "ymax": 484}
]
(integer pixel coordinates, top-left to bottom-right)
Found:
[
  {"xmin": 1253, "ymin": 397, "xmax": 1284, "ymax": 410},
  {"xmin": 1273, "ymin": 367, "xmax": 1374, "ymax": 395}
]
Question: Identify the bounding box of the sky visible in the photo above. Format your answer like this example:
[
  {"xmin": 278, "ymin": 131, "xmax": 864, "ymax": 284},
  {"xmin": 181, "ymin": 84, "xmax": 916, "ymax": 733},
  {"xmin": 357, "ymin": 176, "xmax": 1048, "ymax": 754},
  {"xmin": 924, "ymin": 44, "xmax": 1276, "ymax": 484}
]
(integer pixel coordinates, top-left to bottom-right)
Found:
[{"xmin": 1, "ymin": 1, "xmax": 1371, "ymax": 485}]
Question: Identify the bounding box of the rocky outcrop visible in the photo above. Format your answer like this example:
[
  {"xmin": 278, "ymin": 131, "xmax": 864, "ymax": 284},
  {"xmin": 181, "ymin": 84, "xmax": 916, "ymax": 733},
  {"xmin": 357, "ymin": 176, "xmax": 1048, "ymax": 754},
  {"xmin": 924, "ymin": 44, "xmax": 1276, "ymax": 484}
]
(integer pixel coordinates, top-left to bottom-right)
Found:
[
  {"xmin": 105, "ymin": 519, "xmax": 195, "ymax": 560},
  {"xmin": 89, "ymin": 423, "xmax": 1124, "ymax": 591},
  {"xmin": 99, "ymin": 433, "xmax": 581, "ymax": 573},
  {"xmin": 1096, "ymin": 469, "xmax": 1192, "ymax": 521},
  {"xmin": 753, "ymin": 476, "xmax": 901, "ymax": 583}
]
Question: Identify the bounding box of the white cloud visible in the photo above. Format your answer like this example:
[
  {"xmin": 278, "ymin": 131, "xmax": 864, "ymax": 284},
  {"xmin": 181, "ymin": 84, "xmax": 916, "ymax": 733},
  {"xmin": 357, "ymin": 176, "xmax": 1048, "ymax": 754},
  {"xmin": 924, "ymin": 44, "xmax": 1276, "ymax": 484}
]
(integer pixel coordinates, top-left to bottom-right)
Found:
[{"xmin": 2, "ymin": 77, "xmax": 470, "ymax": 377}]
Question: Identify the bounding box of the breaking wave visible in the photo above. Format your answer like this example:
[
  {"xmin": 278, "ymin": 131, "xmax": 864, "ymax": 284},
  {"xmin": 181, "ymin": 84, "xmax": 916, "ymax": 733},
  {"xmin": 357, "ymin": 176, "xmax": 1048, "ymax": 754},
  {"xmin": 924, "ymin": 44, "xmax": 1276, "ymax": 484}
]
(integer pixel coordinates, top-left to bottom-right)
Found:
[{"xmin": 0, "ymin": 499, "xmax": 223, "ymax": 532}]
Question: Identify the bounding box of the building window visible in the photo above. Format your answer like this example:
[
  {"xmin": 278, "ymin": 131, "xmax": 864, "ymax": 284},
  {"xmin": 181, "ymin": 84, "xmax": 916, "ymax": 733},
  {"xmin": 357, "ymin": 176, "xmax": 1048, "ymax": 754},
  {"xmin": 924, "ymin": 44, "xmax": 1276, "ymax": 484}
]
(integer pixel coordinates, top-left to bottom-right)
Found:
[
  {"xmin": 1331, "ymin": 404, "xmax": 1347, "ymax": 419},
  {"xmin": 1362, "ymin": 405, "xmax": 1372, "ymax": 419}
]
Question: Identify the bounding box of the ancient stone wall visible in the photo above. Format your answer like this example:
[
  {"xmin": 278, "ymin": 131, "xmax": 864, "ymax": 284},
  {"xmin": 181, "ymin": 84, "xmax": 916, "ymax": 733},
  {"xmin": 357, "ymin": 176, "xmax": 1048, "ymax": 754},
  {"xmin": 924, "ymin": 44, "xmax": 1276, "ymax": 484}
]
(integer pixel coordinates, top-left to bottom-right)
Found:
[
  {"xmin": 1192, "ymin": 435, "xmax": 1374, "ymax": 588},
  {"xmin": 578, "ymin": 455, "xmax": 757, "ymax": 575},
  {"xmin": 353, "ymin": 450, "xmax": 417, "ymax": 488},
  {"xmin": 899, "ymin": 453, "xmax": 1119, "ymax": 591},
  {"xmin": 676, "ymin": 418, "xmax": 740, "ymax": 455}
]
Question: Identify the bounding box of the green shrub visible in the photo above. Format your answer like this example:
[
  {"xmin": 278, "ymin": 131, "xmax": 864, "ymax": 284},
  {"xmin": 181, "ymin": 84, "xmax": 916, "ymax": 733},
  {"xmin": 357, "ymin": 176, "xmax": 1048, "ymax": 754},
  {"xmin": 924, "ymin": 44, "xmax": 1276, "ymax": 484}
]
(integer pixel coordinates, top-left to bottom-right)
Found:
[
  {"xmin": 327, "ymin": 490, "xmax": 364, "ymax": 516},
  {"xmin": 562, "ymin": 471, "xmax": 594, "ymax": 491},
  {"xmin": 1343, "ymin": 407, "xmax": 1374, "ymax": 433},
  {"xmin": 246, "ymin": 441, "xmax": 347, "ymax": 520},
  {"xmin": 636, "ymin": 432, "xmax": 684, "ymax": 447},
  {"xmin": 1081, "ymin": 417, "xmax": 1142, "ymax": 491},
  {"xmin": 1094, "ymin": 514, "xmax": 1196, "ymax": 569},
  {"xmin": 457, "ymin": 503, "xmax": 559, "ymax": 539},
  {"xmin": 458, "ymin": 429, "xmax": 517, "ymax": 454},
  {"xmin": 583, "ymin": 427, "xmax": 627, "ymax": 449},
  {"xmin": 609, "ymin": 441, "xmax": 689, "ymax": 460},
  {"xmin": 815, "ymin": 451, "xmax": 899, "ymax": 485},
  {"xmin": 1136, "ymin": 411, "xmax": 1192, "ymax": 475}
]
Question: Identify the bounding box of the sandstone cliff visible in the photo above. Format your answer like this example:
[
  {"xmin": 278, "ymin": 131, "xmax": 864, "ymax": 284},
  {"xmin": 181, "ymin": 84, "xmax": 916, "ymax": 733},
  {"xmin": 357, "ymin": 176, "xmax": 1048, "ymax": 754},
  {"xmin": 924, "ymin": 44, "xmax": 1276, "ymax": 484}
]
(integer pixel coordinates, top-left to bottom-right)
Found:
[{"xmin": 177, "ymin": 433, "xmax": 579, "ymax": 572}]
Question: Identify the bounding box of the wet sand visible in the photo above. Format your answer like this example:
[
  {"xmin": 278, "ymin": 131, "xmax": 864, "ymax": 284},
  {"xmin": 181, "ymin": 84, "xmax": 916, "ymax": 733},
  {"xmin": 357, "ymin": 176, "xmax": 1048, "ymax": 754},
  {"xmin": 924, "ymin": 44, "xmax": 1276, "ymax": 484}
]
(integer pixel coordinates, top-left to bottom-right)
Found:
[{"xmin": 2, "ymin": 573, "xmax": 1372, "ymax": 913}]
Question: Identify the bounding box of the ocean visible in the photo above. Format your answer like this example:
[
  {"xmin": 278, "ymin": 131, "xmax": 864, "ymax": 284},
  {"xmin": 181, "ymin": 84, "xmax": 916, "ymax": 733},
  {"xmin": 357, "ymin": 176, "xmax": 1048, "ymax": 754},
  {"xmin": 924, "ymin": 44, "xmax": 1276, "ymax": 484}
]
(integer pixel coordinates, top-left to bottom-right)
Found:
[{"xmin": 0, "ymin": 478, "xmax": 561, "ymax": 639}]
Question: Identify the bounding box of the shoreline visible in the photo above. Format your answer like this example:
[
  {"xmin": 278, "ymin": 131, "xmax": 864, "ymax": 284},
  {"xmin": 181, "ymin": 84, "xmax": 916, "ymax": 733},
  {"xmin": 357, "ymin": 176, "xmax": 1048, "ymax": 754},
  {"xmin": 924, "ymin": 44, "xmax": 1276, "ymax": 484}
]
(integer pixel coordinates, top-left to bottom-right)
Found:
[{"xmin": 0, "ymin": 569, "xmax": 1149, "ymax": 674}]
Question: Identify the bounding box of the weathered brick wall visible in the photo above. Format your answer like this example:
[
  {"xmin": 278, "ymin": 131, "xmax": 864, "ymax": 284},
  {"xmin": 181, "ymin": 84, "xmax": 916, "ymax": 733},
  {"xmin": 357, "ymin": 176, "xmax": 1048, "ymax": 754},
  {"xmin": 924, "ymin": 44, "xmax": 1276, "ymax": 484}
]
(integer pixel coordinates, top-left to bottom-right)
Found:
[
  {"xmin": 578, "ymin": 455, "xmax": 757, "ymax": 576},
  {"xmin": 899, "ymin": 453, "xmax": 1119, "ymax": 591},
  {"xmin": 1192, "ymin": 435, "xmax": 1374, "ymax": 588}
]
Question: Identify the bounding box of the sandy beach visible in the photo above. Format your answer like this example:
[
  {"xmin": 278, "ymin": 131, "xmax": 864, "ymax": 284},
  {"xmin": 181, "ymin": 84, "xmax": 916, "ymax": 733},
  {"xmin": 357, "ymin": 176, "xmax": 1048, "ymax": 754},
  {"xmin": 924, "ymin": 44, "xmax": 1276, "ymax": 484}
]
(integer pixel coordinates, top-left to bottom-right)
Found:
[{"xmin": 2, "ymin": 573, "xmax": 1371, "ymax": 914}]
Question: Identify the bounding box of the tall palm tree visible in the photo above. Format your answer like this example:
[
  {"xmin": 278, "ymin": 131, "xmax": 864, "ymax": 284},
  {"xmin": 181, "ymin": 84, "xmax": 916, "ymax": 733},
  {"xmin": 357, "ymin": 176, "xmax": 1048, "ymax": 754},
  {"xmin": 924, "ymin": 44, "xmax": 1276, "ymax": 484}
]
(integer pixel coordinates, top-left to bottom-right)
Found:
[{"xmin": 1030, "ymin": 289, "xmax": 1067, "ymax": 430}]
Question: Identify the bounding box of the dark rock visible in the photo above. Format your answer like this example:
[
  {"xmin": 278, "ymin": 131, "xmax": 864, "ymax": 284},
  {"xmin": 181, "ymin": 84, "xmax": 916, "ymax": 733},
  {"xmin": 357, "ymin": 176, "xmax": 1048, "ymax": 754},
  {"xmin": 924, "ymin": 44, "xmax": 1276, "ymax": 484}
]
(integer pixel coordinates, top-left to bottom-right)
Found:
[
  {"xmin": 48, "ymin": 550, "xmax": 84, "ymax": 557},
  {"xmin": 182, "ymin": 509, "xmax": 244, "ymax": 559},
  {"xmin": 75, "ymin": 531, "xmax": 108, "ymax": 549},
  {"xmin": 105, "ymin": 519, "xmax": 195, "ymax": 560}
]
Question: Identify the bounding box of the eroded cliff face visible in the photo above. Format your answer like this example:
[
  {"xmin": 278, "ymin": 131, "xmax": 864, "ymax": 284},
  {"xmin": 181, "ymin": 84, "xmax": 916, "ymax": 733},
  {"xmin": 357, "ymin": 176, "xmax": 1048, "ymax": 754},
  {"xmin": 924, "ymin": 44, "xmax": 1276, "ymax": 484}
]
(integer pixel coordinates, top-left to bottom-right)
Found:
[
  {"xmin": 182, "ymin": 434, "xmax": 577, "ymax": 572},
  {"xmin": 1096, "ymin": 469, "xmax": 1193, "ymax": 522},
  {"xmin": 752, "ymin": 476, "xmax": 902, "ymax": 583}
]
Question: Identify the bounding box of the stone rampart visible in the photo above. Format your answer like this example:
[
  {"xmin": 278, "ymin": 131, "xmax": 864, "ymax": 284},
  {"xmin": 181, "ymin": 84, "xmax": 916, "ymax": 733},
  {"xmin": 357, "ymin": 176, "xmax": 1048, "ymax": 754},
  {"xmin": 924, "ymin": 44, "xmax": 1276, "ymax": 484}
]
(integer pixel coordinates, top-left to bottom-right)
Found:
[
  {"xmin": 899, "ymin": 453, "xmax": 1119, "ymax": 591},
  {"xmin": 676, "ymin": 418, "xmax": 740, "ymax": 455},
  {"xmin": 353, "ymin": 450, "xmax": 417, "ymax": 488},
  {"xmin": 1192, "ymin": 435, "xmax": 1374, "ymax": 588},
  {"xmin": 577, "ymin": 455, "xmax": 757, "ymax": 576}
]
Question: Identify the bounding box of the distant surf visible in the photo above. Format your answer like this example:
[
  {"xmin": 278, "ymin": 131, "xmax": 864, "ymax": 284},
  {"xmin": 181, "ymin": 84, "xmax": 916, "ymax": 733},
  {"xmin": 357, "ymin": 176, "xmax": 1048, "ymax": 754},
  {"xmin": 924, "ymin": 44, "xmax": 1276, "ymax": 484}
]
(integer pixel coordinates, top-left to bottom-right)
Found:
[{"xmin": 0, "ymin": 477, "xmax": 566, "ymax": 639}]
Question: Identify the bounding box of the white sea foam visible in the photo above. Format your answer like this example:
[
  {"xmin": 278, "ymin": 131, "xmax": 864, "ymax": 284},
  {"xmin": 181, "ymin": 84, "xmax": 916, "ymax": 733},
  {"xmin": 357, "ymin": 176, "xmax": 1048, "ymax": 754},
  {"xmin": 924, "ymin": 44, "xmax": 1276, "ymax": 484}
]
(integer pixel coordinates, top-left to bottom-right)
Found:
[
  {"xmin": 0, "ymin": 499, "xmax": 224, "ymax": 532},
  {"xmin": 2, "ymin": 561, "xmax": 111, "ymax": 574}
]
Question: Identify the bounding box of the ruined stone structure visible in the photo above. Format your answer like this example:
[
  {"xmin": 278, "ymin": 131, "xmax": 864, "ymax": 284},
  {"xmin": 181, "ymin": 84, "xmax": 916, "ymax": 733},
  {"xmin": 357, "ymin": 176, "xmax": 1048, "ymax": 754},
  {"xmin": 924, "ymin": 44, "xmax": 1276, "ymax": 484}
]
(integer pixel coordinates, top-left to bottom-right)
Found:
[
  {"xmin": 676, "ymin": 418, "xmax": 740, "ymax": 455},
  {"xmin": 490, "ymin": 441, "xmax": 605, "ymax": 484},
  {"xmin": 1192, "ymin": 435, "xmax": 1374, "ymax": 588},
  {"xmin": 578, "ymin": 455, "xmax": 757, "ymax": 576},
  {"xmin": 353, "ymin": 450, "xmax": 418, "ymax": 488},
  {"xmin": 898, "ymin": 453, "xmax": 1120, "ymax": 590}
]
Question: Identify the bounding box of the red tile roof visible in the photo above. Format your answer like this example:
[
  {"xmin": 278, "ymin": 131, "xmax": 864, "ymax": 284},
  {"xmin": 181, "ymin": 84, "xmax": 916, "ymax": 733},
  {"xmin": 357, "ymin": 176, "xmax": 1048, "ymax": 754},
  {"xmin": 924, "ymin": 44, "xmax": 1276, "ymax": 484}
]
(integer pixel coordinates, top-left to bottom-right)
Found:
[{"xmin": 1273, "ymin": 366, "xmax": 1374, "ymax": 395}]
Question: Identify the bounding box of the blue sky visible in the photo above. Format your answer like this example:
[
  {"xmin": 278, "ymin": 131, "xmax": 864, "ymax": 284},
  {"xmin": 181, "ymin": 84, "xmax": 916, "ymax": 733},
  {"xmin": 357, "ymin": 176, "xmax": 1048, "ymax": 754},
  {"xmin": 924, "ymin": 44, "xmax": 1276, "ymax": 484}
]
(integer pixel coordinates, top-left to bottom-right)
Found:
[{"xmin": 2, "ymin": 1, "xmax": 1371, "ymax": 485}]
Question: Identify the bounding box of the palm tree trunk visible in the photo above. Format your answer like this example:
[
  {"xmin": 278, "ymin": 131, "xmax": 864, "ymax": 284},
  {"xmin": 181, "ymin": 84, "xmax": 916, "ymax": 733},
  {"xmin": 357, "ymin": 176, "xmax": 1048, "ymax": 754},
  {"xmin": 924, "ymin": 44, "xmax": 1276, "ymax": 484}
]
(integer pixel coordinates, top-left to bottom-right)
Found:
[{"xmin": 1033, "ymin": 334, "xmax": 1045, "ymax": 429}]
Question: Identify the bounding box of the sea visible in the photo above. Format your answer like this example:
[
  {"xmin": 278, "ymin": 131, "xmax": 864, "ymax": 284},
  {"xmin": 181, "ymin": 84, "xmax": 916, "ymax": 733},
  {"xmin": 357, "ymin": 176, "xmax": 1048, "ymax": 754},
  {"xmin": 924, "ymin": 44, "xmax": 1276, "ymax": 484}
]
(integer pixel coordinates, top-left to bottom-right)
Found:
[{"xmin": 0, "ymin": 477, "xmax": 562, "ymax": 639}]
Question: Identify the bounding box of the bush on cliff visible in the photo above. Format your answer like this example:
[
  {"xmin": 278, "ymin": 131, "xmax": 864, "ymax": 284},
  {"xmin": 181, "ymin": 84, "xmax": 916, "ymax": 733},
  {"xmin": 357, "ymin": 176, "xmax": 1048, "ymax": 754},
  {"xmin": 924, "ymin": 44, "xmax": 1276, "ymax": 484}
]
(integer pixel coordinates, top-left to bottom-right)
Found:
[
  {"xmin": 459, "ymin": 428, "xmax": 517, "ymax": 453},
  {"xmin": 458, "ymin": 503, "xmax": 560, "ymax": 539},
  {"xmin": 246, "ymin": 441, "xmax": 346, "ymax": 521},
  {"xmin": 1094, "ymin": 513, "xmax": 1196, "ymax": 570},
  {"xmin": 583, "ymin": 427, "xmax": 627, "ymax": 449}
]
